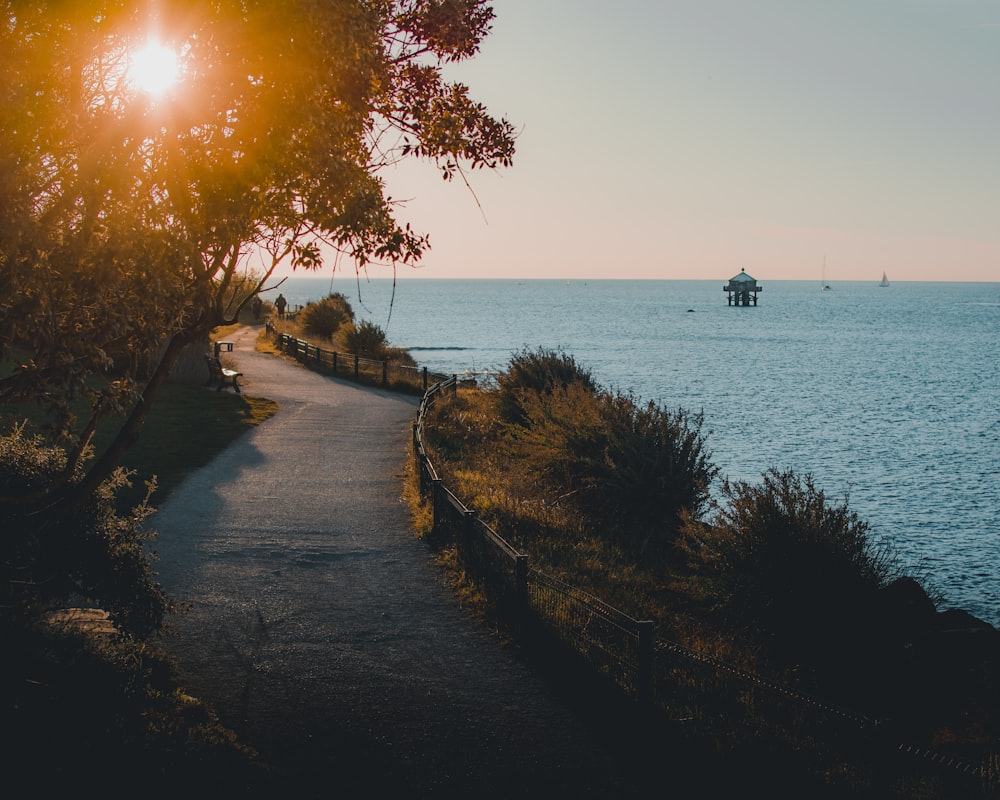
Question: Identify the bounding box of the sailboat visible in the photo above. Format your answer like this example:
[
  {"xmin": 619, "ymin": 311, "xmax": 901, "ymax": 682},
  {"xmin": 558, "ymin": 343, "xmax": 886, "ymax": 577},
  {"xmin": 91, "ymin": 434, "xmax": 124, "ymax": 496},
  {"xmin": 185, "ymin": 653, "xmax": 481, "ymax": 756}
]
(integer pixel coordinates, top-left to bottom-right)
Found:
[
  {"xmin": 820, "ymin": 257, "xmax": 831, "ymax": 291},
  {"xmin": 879, "ymin": 271, "xmax": 890, "ymax": 287}
]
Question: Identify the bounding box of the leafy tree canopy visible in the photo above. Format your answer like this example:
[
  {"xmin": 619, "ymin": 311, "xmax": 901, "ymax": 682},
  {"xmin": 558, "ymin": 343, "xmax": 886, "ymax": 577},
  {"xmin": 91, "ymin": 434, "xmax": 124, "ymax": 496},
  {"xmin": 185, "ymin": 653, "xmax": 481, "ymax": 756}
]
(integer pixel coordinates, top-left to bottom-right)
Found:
[{"xmin": 0, "ymin": 0, "xmax": 515, "ymax": 512}]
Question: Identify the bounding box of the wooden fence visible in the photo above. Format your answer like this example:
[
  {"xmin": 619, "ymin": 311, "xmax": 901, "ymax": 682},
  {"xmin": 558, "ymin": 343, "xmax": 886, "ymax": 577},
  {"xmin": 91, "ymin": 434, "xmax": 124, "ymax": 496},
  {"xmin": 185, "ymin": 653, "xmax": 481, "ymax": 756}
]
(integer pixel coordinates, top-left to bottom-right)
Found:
[{"xmin": 270, "ymin": 329, "xmax": 450, "ymax": 393}]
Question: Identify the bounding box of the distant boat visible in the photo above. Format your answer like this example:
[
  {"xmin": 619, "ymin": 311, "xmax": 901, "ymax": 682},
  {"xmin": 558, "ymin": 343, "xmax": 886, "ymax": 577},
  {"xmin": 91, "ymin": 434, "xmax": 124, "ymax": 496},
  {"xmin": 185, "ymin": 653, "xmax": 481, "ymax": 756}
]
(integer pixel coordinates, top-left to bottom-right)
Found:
[
  {"xmin": 820, "ymin": 257, "xmax": 831, "ymax": 291},
  {"xmin": 879, "ymin": 271, "xmax": 890, "ymax": 287}
]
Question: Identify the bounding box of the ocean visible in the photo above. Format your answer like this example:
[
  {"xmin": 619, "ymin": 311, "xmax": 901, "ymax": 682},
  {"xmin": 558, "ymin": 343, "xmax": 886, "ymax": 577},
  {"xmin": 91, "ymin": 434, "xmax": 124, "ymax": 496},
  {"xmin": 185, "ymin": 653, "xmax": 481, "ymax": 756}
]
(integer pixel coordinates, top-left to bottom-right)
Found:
[{"xmin": 262, "ymin": 277, "xmax": 1000, "ymax": 626}]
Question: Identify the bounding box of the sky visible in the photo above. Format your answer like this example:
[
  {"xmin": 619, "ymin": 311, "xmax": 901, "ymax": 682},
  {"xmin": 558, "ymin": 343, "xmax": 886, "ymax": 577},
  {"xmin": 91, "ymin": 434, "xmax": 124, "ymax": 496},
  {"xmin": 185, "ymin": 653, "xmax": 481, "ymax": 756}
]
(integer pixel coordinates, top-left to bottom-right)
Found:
[{"xmin": 334, "ymin": 1, "xmax": 1000, "ymax": 282}]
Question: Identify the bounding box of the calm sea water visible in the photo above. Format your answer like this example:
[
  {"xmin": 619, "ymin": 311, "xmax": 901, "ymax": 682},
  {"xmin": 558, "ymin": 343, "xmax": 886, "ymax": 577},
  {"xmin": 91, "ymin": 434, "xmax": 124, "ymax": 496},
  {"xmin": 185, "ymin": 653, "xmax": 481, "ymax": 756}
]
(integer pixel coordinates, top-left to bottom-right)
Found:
[{"xmin": 263, "ymin": 277, "xmax": 1000, "ymax": 626}]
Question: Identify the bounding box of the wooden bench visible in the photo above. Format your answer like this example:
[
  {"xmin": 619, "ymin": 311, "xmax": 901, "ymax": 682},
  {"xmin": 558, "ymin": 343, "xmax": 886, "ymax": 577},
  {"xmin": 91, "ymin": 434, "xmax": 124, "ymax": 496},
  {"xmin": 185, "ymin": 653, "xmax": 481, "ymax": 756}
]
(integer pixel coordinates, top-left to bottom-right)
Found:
[{"xmin": 205, "ymin": 354, "xmax": 243, "ymax": 393}]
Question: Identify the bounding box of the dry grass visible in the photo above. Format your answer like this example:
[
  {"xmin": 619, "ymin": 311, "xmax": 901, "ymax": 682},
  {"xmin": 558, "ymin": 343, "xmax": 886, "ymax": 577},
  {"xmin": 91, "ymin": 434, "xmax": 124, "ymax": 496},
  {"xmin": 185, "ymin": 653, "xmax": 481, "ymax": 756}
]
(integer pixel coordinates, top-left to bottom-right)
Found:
[{"xmin": 417, "ymin": 387, "xmax": 703, "ymax": 638}]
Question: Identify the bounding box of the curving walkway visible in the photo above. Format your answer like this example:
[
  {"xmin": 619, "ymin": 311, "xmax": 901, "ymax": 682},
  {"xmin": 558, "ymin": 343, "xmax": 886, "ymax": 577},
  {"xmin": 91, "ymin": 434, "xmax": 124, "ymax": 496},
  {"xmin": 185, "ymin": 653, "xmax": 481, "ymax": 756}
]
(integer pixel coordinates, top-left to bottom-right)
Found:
[{"xmin": 151, "ymin": 326, "xmax": 671, "ymax": 798}]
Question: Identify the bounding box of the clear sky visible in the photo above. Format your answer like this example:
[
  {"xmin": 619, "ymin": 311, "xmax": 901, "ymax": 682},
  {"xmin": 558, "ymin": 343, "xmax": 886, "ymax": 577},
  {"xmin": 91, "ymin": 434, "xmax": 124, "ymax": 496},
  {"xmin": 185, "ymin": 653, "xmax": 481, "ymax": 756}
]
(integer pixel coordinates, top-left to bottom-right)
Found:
[{"xmin": 335, "ymin": 1, "xmax": 1000, "ymax": 282}]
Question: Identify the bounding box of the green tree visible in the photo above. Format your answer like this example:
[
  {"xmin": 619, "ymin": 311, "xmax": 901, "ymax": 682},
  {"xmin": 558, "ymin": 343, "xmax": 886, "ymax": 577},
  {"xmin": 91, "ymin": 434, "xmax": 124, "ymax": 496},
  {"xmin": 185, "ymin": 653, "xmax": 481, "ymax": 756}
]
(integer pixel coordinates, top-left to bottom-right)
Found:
[
  {"xmin": 0, "ymin": 0, "xmax": 515, "ymax": 626},
  {"xmin": 508, "ymin": 378, "xmax": 717, "ymax": 560},
  {"xmin": 596, "ymin": 392, "xmax": 717, "ymax": 558},
  {"xmin": 0, "ymin": 0, "xmax": 514, "ymax": 513}
]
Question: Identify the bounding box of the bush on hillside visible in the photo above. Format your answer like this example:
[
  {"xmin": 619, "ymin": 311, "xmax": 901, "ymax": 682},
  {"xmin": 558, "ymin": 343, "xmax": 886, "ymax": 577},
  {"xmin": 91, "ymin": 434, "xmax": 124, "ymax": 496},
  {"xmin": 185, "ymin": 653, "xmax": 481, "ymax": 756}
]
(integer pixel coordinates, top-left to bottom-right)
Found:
[
  {"xmin": 496, "ymin": 347, "xmax": 597, "ymax": 426},
  {"xmin": 507, "ymin": 380, "xmax": 607, "ymax": 493},
  {"xmin": 339, "ymin": 319, "xmax": 390, "ymax": 360},
  {"xmin": 7, "ymin": 623, "xmax": 264, "ymax": 792},
  {"xmin": 298, "ymin": 293, "xmax": 354, "ymax": 339},
  {"xmin": 508, "ymin": 382, "xmax": 717, "ymax": 560},
  {"xmin": 678, "ymin": 468, "xmax": 902, "ymax": 654},
  {"xmin": 596, "ymin": 392, "xmax": 717, "ymax": 558},
  {"xmin": 0, "ymin": 425, "xmax": 170, "ymax": 638}
]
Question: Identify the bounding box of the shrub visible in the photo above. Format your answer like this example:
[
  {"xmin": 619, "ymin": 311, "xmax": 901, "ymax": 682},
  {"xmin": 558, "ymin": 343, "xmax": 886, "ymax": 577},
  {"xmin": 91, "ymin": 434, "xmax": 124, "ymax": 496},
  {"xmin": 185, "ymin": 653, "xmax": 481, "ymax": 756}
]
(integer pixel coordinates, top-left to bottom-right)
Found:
[
  {"xmin": 298, "ymin": 292, "xmax": 354, "ymax": 339},
  {"xmin": 0, "ymin": 425, "xmax": 170, "ymax": 638},
  {"xmin": 509, "ymin": 387, "xmax": 717, "ymax": 558},
  {"xmin": 506, "ymin": 380, "xmax": 607, "ymax": 493},
  {"xmin": 496, "ymin": 347, "xmax": 597, "ymax": 426},
  {"xmin": 678, "ymin": 468, "xmax": 901, "ymax": 651},
  {"xmin": 501, "ymin": 363, "xmax": 717, "ymax": 562},
  {"xmin": 595, "ymin": 392, "xmax": 717, "ymax": 558},
  {"xmin": 339, "ymin": 319, "xmax": 389, "ymax": 359},
  {"xmin": 6, "ymin": 624, "xmax": 264, "ymax": 792}
]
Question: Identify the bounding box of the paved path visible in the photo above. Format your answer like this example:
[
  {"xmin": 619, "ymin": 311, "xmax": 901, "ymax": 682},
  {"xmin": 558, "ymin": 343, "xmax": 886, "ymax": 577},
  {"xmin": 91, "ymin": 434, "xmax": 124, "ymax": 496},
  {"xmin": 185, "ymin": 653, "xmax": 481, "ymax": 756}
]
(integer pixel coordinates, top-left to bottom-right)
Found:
[{"xmin": 152, "ymin": 327, "xmax": 670, "ymax": 798}]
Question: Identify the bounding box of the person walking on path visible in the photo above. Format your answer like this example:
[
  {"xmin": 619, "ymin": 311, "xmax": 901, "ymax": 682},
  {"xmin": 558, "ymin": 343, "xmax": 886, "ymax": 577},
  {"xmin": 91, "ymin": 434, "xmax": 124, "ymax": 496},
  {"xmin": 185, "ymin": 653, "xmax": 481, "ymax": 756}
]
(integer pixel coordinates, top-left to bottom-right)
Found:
[
  {"xmin": 274, "ymin": 292, "xmax": 287, "ymax": 318},
  {"xmin": 150, "ymin": 326, "xmax": 670, "ymax": 797}
]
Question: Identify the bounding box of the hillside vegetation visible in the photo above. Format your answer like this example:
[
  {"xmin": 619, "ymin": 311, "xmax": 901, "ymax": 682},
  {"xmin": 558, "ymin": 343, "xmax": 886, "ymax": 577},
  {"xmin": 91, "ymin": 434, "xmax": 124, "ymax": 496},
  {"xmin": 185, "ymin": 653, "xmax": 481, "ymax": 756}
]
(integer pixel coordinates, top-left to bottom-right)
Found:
[{"xmin": 417, "ymin": 347, "xmax": 1000, "ymax": 797}]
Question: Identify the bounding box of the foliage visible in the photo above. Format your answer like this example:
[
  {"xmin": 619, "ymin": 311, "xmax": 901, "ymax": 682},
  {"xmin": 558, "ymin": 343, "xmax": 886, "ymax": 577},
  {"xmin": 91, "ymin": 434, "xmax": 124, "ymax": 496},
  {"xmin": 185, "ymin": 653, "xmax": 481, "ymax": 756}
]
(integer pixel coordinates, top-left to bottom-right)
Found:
[
  {"xmin": 420, "ymin": 383, "xmax": 503, "ymax": 465},
  {"xmin": 594, "ymin": 392, "xmax": 717, "ymax": 557},
  {"xmin": 495, "ymin": 347, "xmax": 597, "ymax": 426},
  {"xmin": 0, "ymin": 0, "xmax": 513, "ymax": 633},
  {"xmin": 298, "ymin": 293, "xmax": 356, "ymax": 340},
  {"xmin": 339, "ymin": 318, "xmax": 391, "ymax": 360},
  {"xmin": 296, "ymin": 292, "xmax": 354, "ymax": 339},
  {"xmin": 678, "ymin": 468, "xmax": 902, "ymax": 649},
  {"xmin": 0, "ymin": 425, "xmax": 169, "ymax": 638},
  {"xmin": 5, "ymin": 624, "xmax": 265, "ymax": 792},
  {"xmin": 0, "ymin": 0, "xmax": 515, "ymax": 514},
  {"xmin": 421, "ymin": 385, "xmax": 660, "ymax": 619},
  {"xmin": 427, "ymin": 347, "xmax": 719, "ymax": 591},
  {"xmin": 502, "ymin": 362, "xmax": 717, "ymax": 560}
]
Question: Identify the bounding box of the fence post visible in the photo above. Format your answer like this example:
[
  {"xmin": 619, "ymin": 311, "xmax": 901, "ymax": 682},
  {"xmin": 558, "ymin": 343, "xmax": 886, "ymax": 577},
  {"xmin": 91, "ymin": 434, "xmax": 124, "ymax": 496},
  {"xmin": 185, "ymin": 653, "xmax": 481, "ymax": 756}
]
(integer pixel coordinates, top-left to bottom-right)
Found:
[
  {"xmin": 637, "ymin": 620, "xmax": 654, "ymax": 705},
  {"xmin": 422, "ymin": 366, "xmax": 428, "ymax": 391},
  {"xmin": 354, "ymin": 354, "xmax": 360, "ymax": 379},
  {"xmin": 515, "ymin": 554, "xmax": 529, "ymax": 617},
  {"xmin": 431, "ymin": 478, "xmax": 443, "ymax": 533},
  {"xmin": 382, "ymin": 360, "xmax": 388, "ymax": 386},
  {"xmin": 463, "ymin": 509, "xmax": 476, "ymax": 548}
]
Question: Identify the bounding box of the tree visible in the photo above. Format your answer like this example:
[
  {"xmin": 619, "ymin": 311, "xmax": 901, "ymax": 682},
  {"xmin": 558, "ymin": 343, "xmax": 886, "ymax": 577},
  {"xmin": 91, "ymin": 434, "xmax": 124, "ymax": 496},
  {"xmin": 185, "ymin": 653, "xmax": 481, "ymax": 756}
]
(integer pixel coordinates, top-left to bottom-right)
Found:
[
  {"xmin": 0, "ymin": 0, "xmax": 515, "ymax": 516},
  {"xmin": 0, "ymin": 0, "xmax": 515, "ymax": 629}
]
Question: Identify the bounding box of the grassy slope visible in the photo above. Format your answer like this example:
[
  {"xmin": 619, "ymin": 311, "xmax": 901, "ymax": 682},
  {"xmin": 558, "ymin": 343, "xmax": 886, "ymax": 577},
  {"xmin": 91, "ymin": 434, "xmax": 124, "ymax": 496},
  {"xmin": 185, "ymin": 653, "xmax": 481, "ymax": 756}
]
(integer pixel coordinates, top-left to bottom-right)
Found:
[
  {"xmin": 1, "ymin": 336, "xmax": 277, "ymax": 512},
  {"xmin": 110, "ymin": 382, "xmax": 277, "ymax": 511},
  {"xmin": 3, "ymin": 332, "xmax": 280, "ymax": 788}
]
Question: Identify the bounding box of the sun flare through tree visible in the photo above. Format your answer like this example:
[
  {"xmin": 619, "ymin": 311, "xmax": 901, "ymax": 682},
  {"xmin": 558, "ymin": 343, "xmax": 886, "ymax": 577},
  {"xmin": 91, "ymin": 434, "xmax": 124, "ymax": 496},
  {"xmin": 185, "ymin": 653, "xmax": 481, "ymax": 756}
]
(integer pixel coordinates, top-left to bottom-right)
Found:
[
  {"xmin": 0, "ymin": 0, "xmax": 516, "ymax": 630},
  {"xmin": 127, "ymin": 40, "xmax": 181, "ymax": 97}
]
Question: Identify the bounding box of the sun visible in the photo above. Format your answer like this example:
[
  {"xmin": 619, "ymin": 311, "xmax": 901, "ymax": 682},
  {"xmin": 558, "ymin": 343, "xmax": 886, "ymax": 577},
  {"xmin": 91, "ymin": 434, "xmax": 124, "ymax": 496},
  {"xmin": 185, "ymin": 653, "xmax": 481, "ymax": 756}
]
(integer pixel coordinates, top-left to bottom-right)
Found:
[{"xmin": 128, "ymin": 41, "xmax": 180, "ymax": 97}]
